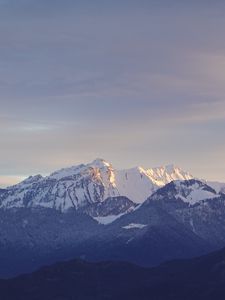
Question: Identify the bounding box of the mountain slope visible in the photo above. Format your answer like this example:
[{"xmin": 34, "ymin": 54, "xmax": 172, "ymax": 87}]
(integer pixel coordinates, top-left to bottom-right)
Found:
[
  {"xmin": 114, "ymin": 163, "xmax": 193, "ymax": 203},
  {"xmin": 149, "ymin": 179, "xmax": 219, "ymax": 205},
  {"xmin": 1, "ymin": 248, "xmax": 225, "ymax": 300},
  {"xmin": 0, "ymin": 207, "xmax": 102, "ymax": 278},
  {"xmin": 0, "ymin": 161, "xmax": 225, "ymax": 278},
  {"xmin": 0, "ymin": 179, "xmax": 224, "ymax": 277},
  {"xmin": 145, "ymin": 180, "xmax": 225, "ymax": 248},
  {"xmin": 78, "ymin": 180, "xmax": 225, "ymax": 267},
  {"xmin": 0, "ymin": 159, "xmax": 194, "ymax": 216}
]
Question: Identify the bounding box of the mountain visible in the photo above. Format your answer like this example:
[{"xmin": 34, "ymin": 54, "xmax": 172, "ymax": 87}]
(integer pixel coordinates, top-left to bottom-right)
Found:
[
  {"xmin": 0, "ymin": 159, "xmax": 194, "ymax": 218},
  {"xmin": 82, "ymin": 196, "xmax": 136, "ymax": 218},
  {"xmin": 0, "ymin": 178, "xmax": 221, "ymax": 278},
  {"xmin": 1, "ymin": 247, "xmax": 225, "ymax": 300},
  {"xmin": 113, "ymin": 163, "xmax": 193, "ymax": 203},
  {"xmin": 75, "ymin": 180, "xmax": 225, "ymax": 268},
  {"xmin": 149, "ymin": 179, "xmax": 219, "ymax": 205},
  {"xmin": 0, "ymin": 160, "xmax": 225, "ymax": 278},
  {"xmin": 0, "ymin": 207, "xmax": 103, "ymax": 278}
]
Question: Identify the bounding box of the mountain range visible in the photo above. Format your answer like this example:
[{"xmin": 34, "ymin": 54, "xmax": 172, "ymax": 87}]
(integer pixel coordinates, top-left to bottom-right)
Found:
[
  {"xmin": 0, "ymin": 158, "xmax": 225, "ymax": 278},
  {"xmin": 1, "ymin": 158, "xmax": 224, "ymax": 218}
]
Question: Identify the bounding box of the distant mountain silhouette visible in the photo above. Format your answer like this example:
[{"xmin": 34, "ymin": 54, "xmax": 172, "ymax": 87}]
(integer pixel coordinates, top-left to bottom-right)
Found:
[{"xmin": 1, "ymin": 247, "xmax": 225, "ymax": 300}]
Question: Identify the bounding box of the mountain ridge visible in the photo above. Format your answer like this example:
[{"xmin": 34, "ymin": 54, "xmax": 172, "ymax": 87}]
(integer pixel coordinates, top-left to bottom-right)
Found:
[
  {"xmin": 1, "ymin": 158, "xmax": 224, "ymax": 218},
  {"xmin": 1, "ymin": 247, "xmax": 225, "ymax": 300},
  {"xmin": 0, "ymin": 159, "xmax": 195, "ymax": 214},
  {"xmin": 0, "ymin": 177, "xmax": 225, "ymax": 277}
]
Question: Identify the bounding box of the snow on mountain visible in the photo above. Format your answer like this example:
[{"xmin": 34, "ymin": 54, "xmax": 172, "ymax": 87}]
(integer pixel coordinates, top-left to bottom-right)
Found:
[
  {"xmin": 173, "ymin": 180, "xmax": 219, "ymax": 204},
  {"xmin": 150, "ymin": 179, "xmax": 219, "ymax": 205},
  {"xmin": 122, "ymin": 223, "xmax": 147, "ymax": 229},
  {"xmin": 0, "ymin": 158, "xmax": 219, "ymax": 216},
  {"xmin": 0, "ymin": 159, "xmax": 120, "ymax": 212},
  {"xmin": 94, "ymin": 214, "xmax": 125, "ymax": 225},
  {"xmin": 115, "ymin": 164, "xmax": 193, "ymax": 203}
]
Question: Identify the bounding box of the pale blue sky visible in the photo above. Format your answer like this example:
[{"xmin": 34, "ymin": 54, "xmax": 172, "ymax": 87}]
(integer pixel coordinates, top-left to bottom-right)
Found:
[{"xmin": 0, "ymin": 0, "xmax": 225, "ymax": 186}]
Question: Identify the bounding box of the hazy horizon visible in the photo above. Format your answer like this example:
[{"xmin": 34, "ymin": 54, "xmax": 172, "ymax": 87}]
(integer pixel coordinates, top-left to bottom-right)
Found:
[
  {"xmin": 0, "ymin": 157, "xmax": 224, "ymax": 188},
  {"xmin": 1, "ymin": 0, "xmax": 225, "ymax": 186}
]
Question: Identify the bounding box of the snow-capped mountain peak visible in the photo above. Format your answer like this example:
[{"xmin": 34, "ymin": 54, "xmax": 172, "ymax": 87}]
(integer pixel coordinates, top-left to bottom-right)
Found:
[
  {"xmin": 150, "ymin": 164, "xmax": 193, "ymax": 184},
  {"xmin": 49, "ymin": 158, "xmax": 113, "ymax": 181},
  {"xmin": 0, "ymin": 159, "xmax": 218, "ymax": 216},
  {"xmin": 173, "ymin": 179, "xmax": 219, "ymax": 204},
  {"xmin": 112, "ymin": 164, "xmax": 194, "ymax": 203},
  {"xmin": 150, "ymin": 179, "xmax": 219, "ymax": 205},
  {"xmin": 49, "ymin": 164, "xmax": 86, "ymax": 180},
  {"xmin": 90, "ymin": 158, "xmax": 112, "ymax": 168}
]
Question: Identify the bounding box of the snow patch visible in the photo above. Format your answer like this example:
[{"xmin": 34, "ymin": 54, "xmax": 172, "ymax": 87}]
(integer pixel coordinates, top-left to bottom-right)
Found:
[
  {"xmin": 123, "ymin": 223, "xmax": 147, "ymax": 229},
  {"xmin": 94, "ymin": 214, "xmax": 124, "ymax": 225}
]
